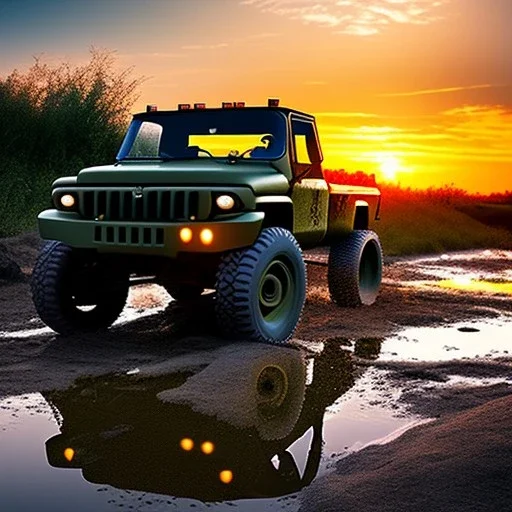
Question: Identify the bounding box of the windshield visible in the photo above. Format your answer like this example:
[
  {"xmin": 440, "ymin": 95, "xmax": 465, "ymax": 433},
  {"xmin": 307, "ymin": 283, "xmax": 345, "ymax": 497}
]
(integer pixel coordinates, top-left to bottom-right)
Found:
[{"xmin": 117, "ymin": 109, "xmax": 287, "ymax": 161}]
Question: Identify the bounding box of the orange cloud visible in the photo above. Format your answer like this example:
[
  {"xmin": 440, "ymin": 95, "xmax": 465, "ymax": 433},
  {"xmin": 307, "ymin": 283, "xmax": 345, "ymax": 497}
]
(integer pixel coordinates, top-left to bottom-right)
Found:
[
  {"xmin": 316, "ymin": 104, "xmax": 512, "ymax": 191},
  {"xmin": 240, "ymin": 0, "xmax": 451, "ymax": 35},
  {"xmin": 378, "ymin": 84, "xmax": 497, "ymax": 98}
]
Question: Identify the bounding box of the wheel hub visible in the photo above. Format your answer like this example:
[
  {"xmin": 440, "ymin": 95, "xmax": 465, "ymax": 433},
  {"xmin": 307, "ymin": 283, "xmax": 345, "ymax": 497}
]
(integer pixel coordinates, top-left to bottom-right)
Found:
[
  {"xmin": 258, "ymin": 259, "xmax": 294, "ymax": 320},
  {"xmin": 260, "ymin": 274, "xmax": 283, "ymax": 307}
]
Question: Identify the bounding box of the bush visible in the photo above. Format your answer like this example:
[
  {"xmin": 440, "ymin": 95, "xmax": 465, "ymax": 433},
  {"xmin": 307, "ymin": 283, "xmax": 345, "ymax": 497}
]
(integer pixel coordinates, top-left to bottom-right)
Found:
[{"xmin": 0, "ymin": 49, "xmax": 144, "ymax": 236}]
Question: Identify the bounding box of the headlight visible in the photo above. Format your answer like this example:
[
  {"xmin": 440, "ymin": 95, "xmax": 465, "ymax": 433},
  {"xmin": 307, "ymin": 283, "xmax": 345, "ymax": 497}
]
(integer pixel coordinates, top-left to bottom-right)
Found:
[
  {"xmin": 60, "ymin": 194, "xmax": 76, "ymax": 208},
  {"xmin": 216, "ymin": 194, "xmax": 235, "ymax": 210},
  {"xmin": 52, "ymin": 190, "xmax": 78, "ymax": 211}
]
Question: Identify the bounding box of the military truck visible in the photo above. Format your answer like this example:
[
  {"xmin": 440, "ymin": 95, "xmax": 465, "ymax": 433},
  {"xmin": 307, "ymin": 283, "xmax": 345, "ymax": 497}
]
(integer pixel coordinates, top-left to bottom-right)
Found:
[{"xmin": 31, "ymin": 99, "xmax": 383, "ymax": 343}]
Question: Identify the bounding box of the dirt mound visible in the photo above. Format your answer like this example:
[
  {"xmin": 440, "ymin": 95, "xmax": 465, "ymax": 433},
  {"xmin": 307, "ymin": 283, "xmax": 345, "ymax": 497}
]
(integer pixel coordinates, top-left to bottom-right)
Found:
[
  {"xmin": 0, "ymin": 231, "xmax": 41, "ymax": 281},
  {"xmin": 0, "ymin": 245, "xmax": 23, "ymax": 282},
  {"xmin": 299, "ymin": 394, "xmax": 512, "ymax": 512}
]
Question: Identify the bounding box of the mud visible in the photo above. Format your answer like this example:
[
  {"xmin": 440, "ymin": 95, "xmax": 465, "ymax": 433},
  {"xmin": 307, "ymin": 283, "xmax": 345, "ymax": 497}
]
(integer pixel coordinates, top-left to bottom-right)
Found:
[
  {"xmin": 300, "ymin": 394, "xmax": 512, "ymax": 512},
  {"xmin": 0, "ymin": 235, "xmax": 511, "ymax": 511}
]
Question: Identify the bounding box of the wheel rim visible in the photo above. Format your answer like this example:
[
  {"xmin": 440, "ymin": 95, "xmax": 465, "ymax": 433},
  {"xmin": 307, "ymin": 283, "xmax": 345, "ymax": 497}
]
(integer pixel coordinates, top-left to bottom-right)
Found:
[
  {"xmin": 256, "ymin": 365, "xmax": 289, "ymax": 417},
  {"xmin": 258, "ymin": 258, "xmax": 295, "ymax": 325}
]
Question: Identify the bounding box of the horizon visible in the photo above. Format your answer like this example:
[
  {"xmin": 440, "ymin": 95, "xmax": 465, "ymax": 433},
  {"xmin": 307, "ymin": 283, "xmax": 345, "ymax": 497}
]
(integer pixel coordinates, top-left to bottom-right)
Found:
[{"xmin": 1, "ymin": 0, "xmax": 511, "ymax": 194}]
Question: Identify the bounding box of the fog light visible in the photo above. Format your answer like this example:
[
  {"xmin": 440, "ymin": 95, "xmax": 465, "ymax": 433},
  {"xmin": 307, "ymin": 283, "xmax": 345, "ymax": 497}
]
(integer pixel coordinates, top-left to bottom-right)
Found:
[
  {"xmin": 64, "ymin": 448, "xmax": 75, "ymax": 462},
  {"xmin": 201, "ymin": 441, "xmax": 215, "ymax": 455},
  {"xmin": 60, "ymin": 194, "xmax": 75, "ymax": 208},
  {"xmin": 179, "ymin": 227, "xmax": 193, "ymax": 243},
  {"xmin": 180, "ymin": 438, "xmax": 194, "ymax": 451},
  {"xmin": 219, "ymin": 470, "xmax": 233, "ymax": 484},
  {"xmin": 216, "ymin": 194, "xmax": 235, "ymax": 210},
  {"xmin": 200, "ymin": 229, "xmax": 213, "ymax": 245}
]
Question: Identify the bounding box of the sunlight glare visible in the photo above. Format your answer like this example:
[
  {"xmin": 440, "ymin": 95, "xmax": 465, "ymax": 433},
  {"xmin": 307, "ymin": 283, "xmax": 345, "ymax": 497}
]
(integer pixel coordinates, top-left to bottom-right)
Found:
[{"xmin": 379, "ymin": 155, "xmax": 400, "ymax": 181}]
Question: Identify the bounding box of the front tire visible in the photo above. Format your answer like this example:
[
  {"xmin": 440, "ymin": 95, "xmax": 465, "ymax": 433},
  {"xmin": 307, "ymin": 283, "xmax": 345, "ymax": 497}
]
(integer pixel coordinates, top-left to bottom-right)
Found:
[
  {"xmin": 328, "ymin": 230, "xmax": 383, "ymax": 306},
  {"xmin": 31, "ymin": 241, "xmax": 129, "ymax": 335},
  {"xmin": 215, "ymin": 227, "xmax": 307, "ymax": 344}
]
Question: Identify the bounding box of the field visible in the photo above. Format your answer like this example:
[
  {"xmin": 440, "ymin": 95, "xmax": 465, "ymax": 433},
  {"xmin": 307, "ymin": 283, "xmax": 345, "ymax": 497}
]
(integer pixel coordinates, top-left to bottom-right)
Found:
[
  {"xmin": 324, "ymin": 170, "xmax": 512, "ymax": 256},
  {"xmin": 457, "ymin": 203, "xmax": 512, "ymax": 232}
]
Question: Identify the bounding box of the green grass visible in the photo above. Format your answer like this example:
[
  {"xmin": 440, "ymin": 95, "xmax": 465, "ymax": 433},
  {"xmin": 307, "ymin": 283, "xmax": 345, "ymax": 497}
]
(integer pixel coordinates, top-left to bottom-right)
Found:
[
  {"xmin": 457, "ymin": 203, "xmax": 512, "ymax": 232},
  {"xmin": 373, "ymin": 194, "xmax": 512, "ymax": 256}
]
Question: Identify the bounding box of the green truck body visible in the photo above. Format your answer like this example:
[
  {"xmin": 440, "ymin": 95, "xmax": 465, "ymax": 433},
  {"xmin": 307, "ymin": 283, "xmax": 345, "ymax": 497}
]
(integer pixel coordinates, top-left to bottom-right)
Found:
[{"xmin": 32, "ymin": 100, "xmax": 383, "ymax": 343}]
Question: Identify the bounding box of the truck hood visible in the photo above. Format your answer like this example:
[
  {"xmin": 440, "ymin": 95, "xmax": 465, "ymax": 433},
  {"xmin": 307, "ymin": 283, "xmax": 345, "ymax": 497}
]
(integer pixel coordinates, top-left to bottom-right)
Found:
[{"xmin": 75, "ymin": 160, "xmax": 290, "ymax": 195}]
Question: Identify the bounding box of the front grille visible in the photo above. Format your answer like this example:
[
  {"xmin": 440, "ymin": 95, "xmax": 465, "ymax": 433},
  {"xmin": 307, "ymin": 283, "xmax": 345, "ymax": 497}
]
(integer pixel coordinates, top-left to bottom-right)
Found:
[
  {"xmin": 94, "ymin": 225, "xmax": 165, "ymax": 246},
  {"xmin": 77, "ymin": 187, "xmax": 210, "ymax": 222}
]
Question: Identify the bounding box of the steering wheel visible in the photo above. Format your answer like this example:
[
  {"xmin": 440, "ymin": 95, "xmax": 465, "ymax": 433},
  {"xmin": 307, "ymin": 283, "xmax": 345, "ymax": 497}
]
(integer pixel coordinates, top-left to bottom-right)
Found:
[
  {"xmin": 260, "ymin": 134, "xmax": 274, "ymax": 148},
  {"xmin": 239, "ymin": 134, "xmax": 276, "ymax": 159}
]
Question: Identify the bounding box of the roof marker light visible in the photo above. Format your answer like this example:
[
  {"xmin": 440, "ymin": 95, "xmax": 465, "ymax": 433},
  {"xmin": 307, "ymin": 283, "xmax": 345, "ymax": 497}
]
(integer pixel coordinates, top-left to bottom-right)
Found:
[
  {"xmin": 234, "ymin": 102, "xmax": 245, "ymax": 108},
  {"xmin": 194, "ymin": 103, "xmax": 206, "ymax": 109},
  {"xmin": 222, "ymin": 102, "xmax": 234, "ymax": 109},
  {"xmin": 146, "ymin": 104, "xmax": 158, "ymax": 112},
  {"xmin": 178, "ymin": 103, "xmax": 191, "ymax": 110},
  {"xmin": 268, "ymin": 98, "xmax": 279, "ymax": 107}
]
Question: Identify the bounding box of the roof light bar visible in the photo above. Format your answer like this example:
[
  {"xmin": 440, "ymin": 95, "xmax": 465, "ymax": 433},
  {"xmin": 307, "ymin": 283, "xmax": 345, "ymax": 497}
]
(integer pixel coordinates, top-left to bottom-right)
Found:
[
  {"xmin": 268, "ymin": 98, "xmax": 279, "ymax": 107},
  {"xmin": 146, "ymin": 104, "xmax": 158, "ymax": 112},
  {"xmin": 178, "ymin": 103, "xmax": 191, "ymax": 110}
]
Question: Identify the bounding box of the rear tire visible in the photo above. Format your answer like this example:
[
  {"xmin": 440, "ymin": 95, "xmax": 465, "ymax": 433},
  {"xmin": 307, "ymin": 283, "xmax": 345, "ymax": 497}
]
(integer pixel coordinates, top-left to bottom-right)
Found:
[
  {"xmin": 327, "ymin": 230, "xmax": 382, "ymax": 306},
  {"xmin": 215, "ymin": 227, "xmax": 307, "ymax": 344},
  {"xmin": 31, "ymin": 241, "xmax": 129, "ymax": 335}
]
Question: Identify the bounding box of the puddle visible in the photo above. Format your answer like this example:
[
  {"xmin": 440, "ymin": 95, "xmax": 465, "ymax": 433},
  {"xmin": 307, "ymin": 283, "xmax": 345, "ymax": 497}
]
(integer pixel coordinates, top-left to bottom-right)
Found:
[
  {"xmin": 380, "ymin": 316, "xmax": 512, "ymax": 362},
  {"xmin": 0, "ymin": 340, "xmax": 420, "ymax": 511},
  {"xmin": 392, "ymin": 249, "xmax": 512, "ymax": 297},
  {"xmin": 1, "ymin": 299, "xmax": 510, "ymax": 510},
  {"xmin": 436, "ymin": 278, "xmax": 512, "ymax": 295}
]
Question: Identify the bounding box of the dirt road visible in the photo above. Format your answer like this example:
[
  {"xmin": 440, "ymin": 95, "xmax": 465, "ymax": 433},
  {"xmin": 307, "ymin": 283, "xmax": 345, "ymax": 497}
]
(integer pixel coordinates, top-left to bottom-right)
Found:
[
  {"xmin": 1, "ymin": 237, "xmax": 511, "ymax": 394},
  {"xmin": 0, "ymin": 235, "xmax": 511, "ymax": 511}
]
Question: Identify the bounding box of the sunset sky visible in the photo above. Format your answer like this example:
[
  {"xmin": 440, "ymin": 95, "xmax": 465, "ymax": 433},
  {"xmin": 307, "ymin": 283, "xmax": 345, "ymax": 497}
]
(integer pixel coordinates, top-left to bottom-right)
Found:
[{"xmin": 1, "ymin": 0, "xmax": 511, "ymax": 193}]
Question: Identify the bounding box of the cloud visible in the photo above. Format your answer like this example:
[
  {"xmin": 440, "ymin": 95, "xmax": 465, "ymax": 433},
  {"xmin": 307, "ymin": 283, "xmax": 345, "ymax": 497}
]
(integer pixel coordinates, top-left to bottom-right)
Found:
[
  {"xmin": 181, "ymin": 43, "xmax": 229, "ymax": 50},
  {"xmin": 314, "ymin": 112, "xmax": 381, "ymax": 118},
  {"xmin": 316, "ymin": 105, "xmax": 512, "ymax": 164},
  {"xmin": 178, "ymin": 32, "xmax": 279, "ymax": 54},
  {"xmin": 378, "ymin": 84, "xmax": 497, "ymax": 97},
  {"xmin": 240, "ymin": 0, "xmax": 450, "ymax": 36}
]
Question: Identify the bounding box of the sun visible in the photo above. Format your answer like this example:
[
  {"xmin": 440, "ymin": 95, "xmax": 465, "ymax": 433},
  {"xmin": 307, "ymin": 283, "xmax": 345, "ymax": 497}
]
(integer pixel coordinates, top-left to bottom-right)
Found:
[{"xmin": 379, "ymin": 155, "xmax": 400, "ymax": 181}]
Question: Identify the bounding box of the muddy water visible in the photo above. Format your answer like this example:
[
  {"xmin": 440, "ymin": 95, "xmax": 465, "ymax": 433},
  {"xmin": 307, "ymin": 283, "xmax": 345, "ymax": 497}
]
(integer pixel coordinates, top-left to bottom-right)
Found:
[
  {"xmin": 380, "ymin": 317, "xmax": 511, "ymax": 362},
  {"xmin": 1, "ymin": 317, "xmax": 510, "ymax": 512}
]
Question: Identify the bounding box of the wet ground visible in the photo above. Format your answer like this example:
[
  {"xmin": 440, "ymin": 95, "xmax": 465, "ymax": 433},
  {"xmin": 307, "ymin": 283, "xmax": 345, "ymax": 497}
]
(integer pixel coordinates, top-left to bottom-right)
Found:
[{"xmin": 0, "ymin": 247, "xmax": 511, "ymax": 511}]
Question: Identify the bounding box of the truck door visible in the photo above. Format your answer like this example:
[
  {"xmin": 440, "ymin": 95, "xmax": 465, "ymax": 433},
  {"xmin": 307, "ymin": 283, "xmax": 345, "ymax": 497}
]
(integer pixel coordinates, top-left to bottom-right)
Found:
[{"xmin": 290, "ymin": 117, "xmax": 329, "ymax": 245}]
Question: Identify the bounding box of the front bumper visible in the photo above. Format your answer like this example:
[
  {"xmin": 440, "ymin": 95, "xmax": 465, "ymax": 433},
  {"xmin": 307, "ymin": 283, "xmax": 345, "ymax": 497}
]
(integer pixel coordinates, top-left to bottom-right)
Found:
[{"xmin": 38, "ymin": 210, "xmax": 264, "ymax": 258}]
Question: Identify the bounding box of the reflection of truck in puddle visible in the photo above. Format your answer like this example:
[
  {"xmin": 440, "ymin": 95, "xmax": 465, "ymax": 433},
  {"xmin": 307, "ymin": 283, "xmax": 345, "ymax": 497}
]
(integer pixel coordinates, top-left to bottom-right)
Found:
[{"xmin": 44, "ymin": 340, "xmax": 381, "ymax": 502}]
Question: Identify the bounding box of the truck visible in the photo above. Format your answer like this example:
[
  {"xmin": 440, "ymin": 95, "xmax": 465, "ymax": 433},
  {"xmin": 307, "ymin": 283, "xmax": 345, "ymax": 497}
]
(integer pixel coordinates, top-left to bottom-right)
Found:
[{"xmin": 31, "ymin": 99, "xmax": 383, "ymax": 344}]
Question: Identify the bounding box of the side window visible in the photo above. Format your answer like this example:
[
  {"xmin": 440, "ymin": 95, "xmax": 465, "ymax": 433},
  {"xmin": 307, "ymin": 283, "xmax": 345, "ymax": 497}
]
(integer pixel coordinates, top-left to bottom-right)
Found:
[
  {"xmin": 294, "ymin": 134, "xmax": 311, "ymax": 164},
  {"xmin": 291, "ymin": 119, "xmax": 321, "ymax": 164}
]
